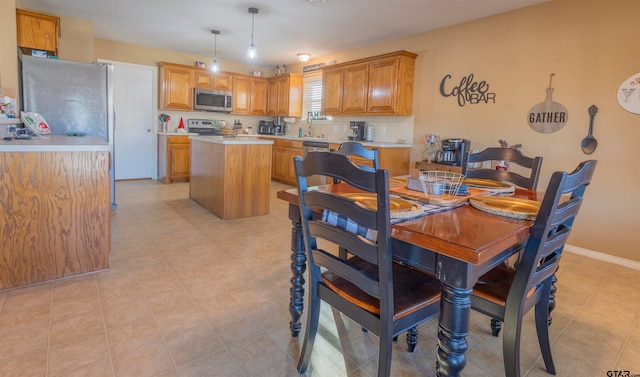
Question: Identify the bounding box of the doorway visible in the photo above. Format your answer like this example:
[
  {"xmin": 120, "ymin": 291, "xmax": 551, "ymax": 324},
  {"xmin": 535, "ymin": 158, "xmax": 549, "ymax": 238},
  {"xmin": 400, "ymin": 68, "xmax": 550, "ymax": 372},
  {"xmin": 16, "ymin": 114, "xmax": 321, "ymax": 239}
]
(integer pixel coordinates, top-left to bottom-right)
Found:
[{"xmin": 100, "ymin": 60, "xmax": 157, "ymax": 180}]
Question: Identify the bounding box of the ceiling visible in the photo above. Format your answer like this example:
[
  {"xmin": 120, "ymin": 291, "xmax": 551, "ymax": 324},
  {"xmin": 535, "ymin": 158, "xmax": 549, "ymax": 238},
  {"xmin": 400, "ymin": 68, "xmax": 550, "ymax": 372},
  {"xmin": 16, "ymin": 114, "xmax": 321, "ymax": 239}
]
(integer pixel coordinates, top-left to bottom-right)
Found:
[{"xmin": 20, "ymin": 0, "xmax": 549, "ymax": 67}]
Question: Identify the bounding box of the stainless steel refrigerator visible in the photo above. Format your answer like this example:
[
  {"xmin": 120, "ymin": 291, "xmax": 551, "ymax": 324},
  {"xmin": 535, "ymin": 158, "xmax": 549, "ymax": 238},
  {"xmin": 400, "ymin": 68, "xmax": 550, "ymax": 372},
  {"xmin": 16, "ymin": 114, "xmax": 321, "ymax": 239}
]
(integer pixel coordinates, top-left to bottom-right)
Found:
[{"xmin": 21, "ymin": 55, "xmax": 116, "ymax": 209}]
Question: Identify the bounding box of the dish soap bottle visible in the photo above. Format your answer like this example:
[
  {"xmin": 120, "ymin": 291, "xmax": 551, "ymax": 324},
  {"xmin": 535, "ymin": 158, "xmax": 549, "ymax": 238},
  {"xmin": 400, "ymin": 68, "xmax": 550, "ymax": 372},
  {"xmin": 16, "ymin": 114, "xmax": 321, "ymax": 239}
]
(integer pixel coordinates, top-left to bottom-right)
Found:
[{"xmin": 298, "ymin": 126, "xmax": 302, "ymax": 137}]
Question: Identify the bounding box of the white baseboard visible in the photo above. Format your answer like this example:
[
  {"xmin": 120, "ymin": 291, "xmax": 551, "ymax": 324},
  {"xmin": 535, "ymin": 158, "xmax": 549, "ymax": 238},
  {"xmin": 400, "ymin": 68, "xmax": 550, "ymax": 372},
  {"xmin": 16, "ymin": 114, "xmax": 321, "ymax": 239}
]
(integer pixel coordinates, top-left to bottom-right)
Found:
[{"xmin": 565, "ymin": 244, "xmax": 640, "ymax": 271}]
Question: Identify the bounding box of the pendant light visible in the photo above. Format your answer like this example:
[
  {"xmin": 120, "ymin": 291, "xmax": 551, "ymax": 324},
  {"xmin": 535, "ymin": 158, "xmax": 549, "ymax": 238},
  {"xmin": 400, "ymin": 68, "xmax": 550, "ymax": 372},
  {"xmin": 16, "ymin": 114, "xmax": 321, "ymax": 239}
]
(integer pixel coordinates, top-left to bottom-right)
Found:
[
  {"xmin": 210, "ymin": 30, "xmax": 220, "ymax": 73},
  {"xmin": 247, "ymin": 7, "xmax": 258, "ymax": 60}
]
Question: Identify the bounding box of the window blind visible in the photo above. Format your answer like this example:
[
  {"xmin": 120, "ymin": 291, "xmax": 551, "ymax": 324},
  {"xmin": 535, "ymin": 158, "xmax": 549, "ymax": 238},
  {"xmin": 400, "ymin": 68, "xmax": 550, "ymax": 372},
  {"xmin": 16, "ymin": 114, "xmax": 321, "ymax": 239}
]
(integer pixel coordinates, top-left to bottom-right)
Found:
[{"xmin": 303, "ymin": 72, "xmax": 323, "ymax": 119}]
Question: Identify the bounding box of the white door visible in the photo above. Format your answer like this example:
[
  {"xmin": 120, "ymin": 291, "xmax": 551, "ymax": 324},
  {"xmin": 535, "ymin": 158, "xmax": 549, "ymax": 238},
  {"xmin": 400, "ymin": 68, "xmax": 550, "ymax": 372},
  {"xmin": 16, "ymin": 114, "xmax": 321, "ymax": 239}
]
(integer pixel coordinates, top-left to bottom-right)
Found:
[{"xmin": 105, "ymin": 60, "xmax": 157, "ymax": 180}]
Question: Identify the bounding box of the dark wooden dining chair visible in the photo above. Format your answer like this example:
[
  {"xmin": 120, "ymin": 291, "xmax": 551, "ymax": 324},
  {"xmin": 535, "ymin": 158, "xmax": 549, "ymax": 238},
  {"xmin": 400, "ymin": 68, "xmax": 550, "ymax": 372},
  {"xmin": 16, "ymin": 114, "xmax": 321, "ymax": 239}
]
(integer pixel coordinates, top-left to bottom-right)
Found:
[
  {"xmin": 294, "ymin": 150, "xmax": 442, "ymax": 377},
  {"xmin": 331, "ymin": 142, "xmax": 420, "ymax": 350},
  {"xmin": 470, "ymin": 159, "xmax": 597, "ymax": 377},
  {"xmin": 462, "ymin": 147, "xmax": 543, "ymax": 190}
]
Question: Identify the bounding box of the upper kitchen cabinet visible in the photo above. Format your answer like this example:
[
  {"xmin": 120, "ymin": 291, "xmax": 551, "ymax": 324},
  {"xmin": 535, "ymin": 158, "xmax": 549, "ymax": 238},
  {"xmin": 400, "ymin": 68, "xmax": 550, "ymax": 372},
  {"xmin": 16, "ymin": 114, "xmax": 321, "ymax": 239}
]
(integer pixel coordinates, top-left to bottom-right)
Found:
[
  {"xmin": 342, "ymin": 63, "xmax": 369, "ymax": 114},
  {"xmin": 194, "ymin": 69, "xmax": 233, "ymax": 91},
  {"xmin": 232, "ymin": 74, "xmax": 267, "ymax": 116},
  {"xmin": 321, "ymin": 50, "xmax": 417, "ymax": 116},
  {"xmin": 16, "ymin": 9, "xmax": 60, "ymax": 55},
  {"xmin": 321, "ymin": 68, "xmax": 344, "ymax": 114},
  {"xmin": 158, "ymin": 62, "xmax": 194, "ymax": 111},
  {"xmin": 267, "ymin": 73, "xmax": 303, "ymax": 117}
]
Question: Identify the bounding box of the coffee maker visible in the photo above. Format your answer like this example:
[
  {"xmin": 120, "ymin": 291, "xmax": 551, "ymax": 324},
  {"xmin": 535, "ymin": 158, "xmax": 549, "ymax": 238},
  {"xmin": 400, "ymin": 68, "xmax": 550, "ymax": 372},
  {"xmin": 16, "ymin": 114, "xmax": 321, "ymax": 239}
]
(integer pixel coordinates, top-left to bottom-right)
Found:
[
  {"xmin": 435, "ymin": 138, "xmax": 471, "ymax": 166},
  {"xmin": 348, "ymin": 121, "xmax": 365, "ymax": 141}
]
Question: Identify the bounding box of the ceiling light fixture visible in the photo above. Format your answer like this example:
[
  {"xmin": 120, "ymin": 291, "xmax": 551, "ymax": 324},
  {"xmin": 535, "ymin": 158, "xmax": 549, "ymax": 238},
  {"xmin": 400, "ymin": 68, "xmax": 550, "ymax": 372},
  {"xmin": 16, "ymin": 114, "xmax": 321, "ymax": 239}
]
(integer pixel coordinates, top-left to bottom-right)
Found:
[
  {"xmin": 247, "ymin": 7, "xmax": 259, "ymax": 60},
  {"xmin": 210, "ymin": 30, "xmax": 220, "ymax": 73},
  {"xmin": 297, "ymin": 53, "xmax": 311, "ymax": 62}
]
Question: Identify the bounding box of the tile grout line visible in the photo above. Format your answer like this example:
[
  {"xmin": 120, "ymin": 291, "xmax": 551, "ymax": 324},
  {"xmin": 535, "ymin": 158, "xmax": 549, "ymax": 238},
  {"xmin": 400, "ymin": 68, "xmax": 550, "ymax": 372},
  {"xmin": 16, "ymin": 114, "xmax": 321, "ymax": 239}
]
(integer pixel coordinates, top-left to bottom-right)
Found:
[
  {"xmin": 45, "ymin": 284, "xmax": 53, "ymax": 377},
  {"xmin": 95, "ymin": 272, "xmax": 117, "ymax": 377}
]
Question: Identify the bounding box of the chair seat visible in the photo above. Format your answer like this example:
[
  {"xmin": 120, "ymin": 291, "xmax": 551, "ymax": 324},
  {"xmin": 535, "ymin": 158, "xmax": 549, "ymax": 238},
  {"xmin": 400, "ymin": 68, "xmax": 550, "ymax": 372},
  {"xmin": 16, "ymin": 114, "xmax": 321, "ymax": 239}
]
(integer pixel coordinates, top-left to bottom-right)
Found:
[
  {"xmin": 322, "ymin": 257, "xmax": 441, "ymax": 319},
  {"xmin": 473, "ymin": 263, "xmax": 537, "ymax": 307}
]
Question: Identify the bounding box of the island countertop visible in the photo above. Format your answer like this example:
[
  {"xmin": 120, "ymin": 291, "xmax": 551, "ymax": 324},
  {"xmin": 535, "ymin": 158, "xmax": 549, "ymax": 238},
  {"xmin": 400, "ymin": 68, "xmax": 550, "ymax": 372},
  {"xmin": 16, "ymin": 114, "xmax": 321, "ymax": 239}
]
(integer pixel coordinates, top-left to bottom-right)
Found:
[{"xmin": 0, "ymin": 135, "xmax": 110, "ymax": 152}]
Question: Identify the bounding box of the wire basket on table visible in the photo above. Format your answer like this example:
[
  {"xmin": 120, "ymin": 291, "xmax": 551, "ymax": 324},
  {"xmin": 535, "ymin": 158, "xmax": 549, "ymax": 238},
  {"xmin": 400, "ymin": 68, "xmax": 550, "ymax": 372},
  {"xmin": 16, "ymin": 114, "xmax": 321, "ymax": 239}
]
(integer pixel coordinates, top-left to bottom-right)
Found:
[
  {"xmin": 419, "ymin": 171, "xmax": 465, "ymax": 197},
  {"xmin": 221, "ymin": 126, "xmax": 237, "ymax": 138}
]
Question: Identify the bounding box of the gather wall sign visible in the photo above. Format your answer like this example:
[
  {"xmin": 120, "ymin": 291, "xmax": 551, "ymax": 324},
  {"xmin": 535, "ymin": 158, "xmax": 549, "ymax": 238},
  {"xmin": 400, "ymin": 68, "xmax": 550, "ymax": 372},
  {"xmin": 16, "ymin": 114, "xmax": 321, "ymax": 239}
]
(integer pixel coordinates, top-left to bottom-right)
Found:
[
  {"xmin": 528, "ymin": 74, "xmax": 568, "ymax": 134},
  {"xmin": 439, "ymin": 73, "xmax": 496, "ymax": 107}
]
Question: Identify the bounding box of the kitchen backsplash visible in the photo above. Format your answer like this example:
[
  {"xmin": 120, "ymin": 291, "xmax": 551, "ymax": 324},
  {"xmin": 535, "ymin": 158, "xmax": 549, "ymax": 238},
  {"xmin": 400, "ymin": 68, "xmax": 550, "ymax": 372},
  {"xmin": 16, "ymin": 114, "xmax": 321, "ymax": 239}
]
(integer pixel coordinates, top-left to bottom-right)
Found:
[
  {"xmin": 285, "ymin": 115, "xmax": 414, "ymax": 143},
  {"xmin": 159, "ymin": 111, "xmax": 414, "ymax": 144}
]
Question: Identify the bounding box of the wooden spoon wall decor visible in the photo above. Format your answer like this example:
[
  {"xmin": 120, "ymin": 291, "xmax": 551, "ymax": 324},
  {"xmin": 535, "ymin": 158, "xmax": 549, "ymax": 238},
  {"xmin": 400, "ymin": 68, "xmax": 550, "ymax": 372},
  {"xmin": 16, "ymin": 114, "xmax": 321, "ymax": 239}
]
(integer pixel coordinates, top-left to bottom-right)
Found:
[
  {"xmin": 581, "ymin": 105, "xmax": 598, "ymax": 154},
  {"xmin": 528, "ymin": 73, "xmax": 568, "ymax": 133}
]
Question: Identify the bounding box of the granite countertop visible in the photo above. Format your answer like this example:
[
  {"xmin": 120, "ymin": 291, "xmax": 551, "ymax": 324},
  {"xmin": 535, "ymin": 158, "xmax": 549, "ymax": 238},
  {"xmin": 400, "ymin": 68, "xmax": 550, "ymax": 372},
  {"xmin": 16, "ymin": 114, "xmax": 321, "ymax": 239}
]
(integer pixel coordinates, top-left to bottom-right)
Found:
[
  {"xmin": 189, "ymin": 135, "xmax": 274, "ymax": 145},
  {"xmin": 237, "ymin": 134, "xmax": 412, "ymax": 148},
  {"xmin": 0, "ymin": 135, "xmax": 110, "ymax": 152}
]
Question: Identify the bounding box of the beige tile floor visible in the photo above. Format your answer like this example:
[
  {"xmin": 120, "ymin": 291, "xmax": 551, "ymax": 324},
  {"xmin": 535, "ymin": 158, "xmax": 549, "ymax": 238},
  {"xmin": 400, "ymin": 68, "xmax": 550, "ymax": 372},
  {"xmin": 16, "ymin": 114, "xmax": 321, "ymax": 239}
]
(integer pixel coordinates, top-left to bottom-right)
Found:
[{"xmin": 1, "ymin": 179, "xmax": 639, "ymax": 377}]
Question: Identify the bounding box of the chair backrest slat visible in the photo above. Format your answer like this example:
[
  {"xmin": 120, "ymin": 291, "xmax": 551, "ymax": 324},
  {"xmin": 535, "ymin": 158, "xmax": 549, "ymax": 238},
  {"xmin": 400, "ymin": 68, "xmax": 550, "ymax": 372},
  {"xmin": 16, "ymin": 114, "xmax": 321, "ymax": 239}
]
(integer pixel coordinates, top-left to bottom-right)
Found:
[
  {"xmin": 304, "ymin": 190, "xmax": 378, "ymax": 229},
  {"xmin": 331, "ymin": 142, "xmax": 380, "ymax": 184},
  {"xmin": 311, "ymin": 249, "xmax": 381, "ymax": 298},
  {"xmin": 308, "ymin": 222, "xmax": 379, "ymax": 264},
  {"xmin": 463, "ymin": 147, "xmax": 543, "ymax": 190}
]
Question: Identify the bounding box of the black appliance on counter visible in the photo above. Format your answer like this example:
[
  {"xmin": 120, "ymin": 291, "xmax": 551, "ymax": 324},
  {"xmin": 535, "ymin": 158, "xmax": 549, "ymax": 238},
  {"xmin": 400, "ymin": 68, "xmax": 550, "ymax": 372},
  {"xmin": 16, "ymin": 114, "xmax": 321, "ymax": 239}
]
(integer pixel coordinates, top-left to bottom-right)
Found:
[
  {"xmin": 348, "ymin": 121, "xmax": 365, "ymax": 141},
  {"xmin": 258, "ymin": 120, "xmax": 285, "ymax": 135},
  {"xmin": 187, "ymin": 119, "xmax": 223, "ymax": 135},
  {"xmin": 435, "ymin": 138, "xmax": 471, "ymax": 166}
]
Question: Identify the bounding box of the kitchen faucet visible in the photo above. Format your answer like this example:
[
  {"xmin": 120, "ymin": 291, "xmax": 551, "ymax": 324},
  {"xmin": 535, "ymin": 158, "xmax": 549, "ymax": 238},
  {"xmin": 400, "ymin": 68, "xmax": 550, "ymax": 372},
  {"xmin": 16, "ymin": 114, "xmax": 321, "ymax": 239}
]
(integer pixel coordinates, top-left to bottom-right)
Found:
[{"xmin": 307, "ymin": 124, "xmax": 313, "ymax": 137}]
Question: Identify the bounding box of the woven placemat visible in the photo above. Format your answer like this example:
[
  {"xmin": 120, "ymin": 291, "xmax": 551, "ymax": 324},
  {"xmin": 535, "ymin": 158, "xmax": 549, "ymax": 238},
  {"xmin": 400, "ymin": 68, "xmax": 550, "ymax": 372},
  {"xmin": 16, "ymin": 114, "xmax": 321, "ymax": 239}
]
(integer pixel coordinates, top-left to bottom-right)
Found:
[{"xmin": 469, "ymin": 197, "xmax": 539, "ymax": 220}]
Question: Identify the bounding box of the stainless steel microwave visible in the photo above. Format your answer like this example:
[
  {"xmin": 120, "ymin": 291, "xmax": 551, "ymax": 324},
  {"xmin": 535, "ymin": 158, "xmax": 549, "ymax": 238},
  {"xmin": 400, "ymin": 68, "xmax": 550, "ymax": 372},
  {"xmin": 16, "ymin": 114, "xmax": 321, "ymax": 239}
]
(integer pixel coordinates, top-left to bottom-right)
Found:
[{"xmin": 193, "ymin": 88, "xmax": 233, "ymax": 112}]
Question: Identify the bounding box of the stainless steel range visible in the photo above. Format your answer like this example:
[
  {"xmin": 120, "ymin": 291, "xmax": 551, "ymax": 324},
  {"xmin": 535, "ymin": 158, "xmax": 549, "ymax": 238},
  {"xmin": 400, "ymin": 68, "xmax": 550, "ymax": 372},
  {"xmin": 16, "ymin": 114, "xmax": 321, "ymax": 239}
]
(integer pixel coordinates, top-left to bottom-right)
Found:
[{"xmin": 187, "ymin": 119, "xmax": 223, "ymax": 136}]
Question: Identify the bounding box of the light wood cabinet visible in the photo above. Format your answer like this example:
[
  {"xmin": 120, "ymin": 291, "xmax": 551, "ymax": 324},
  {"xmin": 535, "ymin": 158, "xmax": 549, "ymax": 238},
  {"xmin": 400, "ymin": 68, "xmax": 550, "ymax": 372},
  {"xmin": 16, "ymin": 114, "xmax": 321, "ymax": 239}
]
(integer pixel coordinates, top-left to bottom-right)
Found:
[
  {"xmin": 321, "ymin": 69, "xmax": 344, "ymax": 114},
  {"xmin": 321, "ymin": 50, "xmax": 417, "ymax": 116},
  {"xmin": 158, "ymin": 63, "xmax": 194, "ymax": 111},
  {"xmin": 232, "ymin": 74, "xmax": 267, "ymax": 116},
  {"xmin": 194, "ymin": 69, "xmax": 232, "ymax": 91},
  {"xmin": 16, "ymin": 9, "xmax": 60, "ymax": 54},
  {"xmin": 267, "ymin": 138, "xmax": 303, "ymax": 185},
  {"xmin": 342, "ymin": 63, "xmax": 369, "ymax": 114},
  {"xmin": 1, "ymin": 150, "xmax": 110, "ymax": 289},
  {"xmin": 158, "ymin": 135, "xmax": 191, "ymax": 183},
  {"xmin": 190, "ymin": 140, "xmax": 272, "ymax": 220},
  {"xmin": 267, "ymin": 74, "xmax": 303, "ymax": 117}
]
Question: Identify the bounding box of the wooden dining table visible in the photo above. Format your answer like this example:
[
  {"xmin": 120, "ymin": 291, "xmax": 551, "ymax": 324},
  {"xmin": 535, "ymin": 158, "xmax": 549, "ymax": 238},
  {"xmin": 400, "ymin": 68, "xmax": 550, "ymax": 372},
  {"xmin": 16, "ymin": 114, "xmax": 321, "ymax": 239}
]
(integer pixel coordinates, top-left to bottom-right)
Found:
[{"xmin": 277, "ymin": 184, "xmax": 543, "ymax": 377}]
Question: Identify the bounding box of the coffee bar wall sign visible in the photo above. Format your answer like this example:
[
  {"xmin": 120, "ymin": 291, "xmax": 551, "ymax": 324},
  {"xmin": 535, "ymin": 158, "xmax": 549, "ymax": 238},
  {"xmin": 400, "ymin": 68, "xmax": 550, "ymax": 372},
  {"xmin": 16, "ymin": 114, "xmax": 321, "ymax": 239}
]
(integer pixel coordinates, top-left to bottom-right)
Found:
[
  {"xmin": 528, "ymin": 73, "xmax": 568, "ymax": 133},
  {"xmin": 617, "ymin": 72, "xmax": 640, "ymax": 114},
  {"xmin": 439, "ymin": 73, "xmax": 496, "ymax": 107}
]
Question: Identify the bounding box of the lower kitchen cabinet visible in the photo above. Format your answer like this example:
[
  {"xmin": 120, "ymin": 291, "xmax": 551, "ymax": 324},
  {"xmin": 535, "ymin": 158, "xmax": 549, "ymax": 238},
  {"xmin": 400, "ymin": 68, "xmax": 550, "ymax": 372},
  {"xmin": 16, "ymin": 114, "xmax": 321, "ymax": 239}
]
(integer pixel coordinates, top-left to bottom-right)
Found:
[
  {"xmin": 273, "ymin": 139, "xmax": 303, "ymax": 185},
  {"xmin": 158, "ymin": 134, "xmax": 191, "ymax": 184}
]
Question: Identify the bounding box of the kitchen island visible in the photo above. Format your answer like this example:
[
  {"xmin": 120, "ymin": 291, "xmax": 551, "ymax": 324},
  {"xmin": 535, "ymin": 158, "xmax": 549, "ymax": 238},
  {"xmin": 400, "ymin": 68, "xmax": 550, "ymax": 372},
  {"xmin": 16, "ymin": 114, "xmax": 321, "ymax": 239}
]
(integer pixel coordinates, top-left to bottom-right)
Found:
[
  {"xmin": 0, "ymin": 135, "xmax": 111, "ymax": 289},
  {"xmin": 189, "ymin": 136, "xmax": 273, "ymax": 219}
]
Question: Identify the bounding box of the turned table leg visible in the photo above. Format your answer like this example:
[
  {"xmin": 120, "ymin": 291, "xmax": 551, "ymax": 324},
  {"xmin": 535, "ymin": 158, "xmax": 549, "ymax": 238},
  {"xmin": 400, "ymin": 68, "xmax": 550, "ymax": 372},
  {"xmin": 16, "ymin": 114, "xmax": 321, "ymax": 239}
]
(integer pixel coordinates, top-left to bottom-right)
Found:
[
  {"xmin": 288, "ymin": 205, "xmax": 306, "ymax": 337},
  {"xmin": 436, "ymin": 283, "xmax": 472, "ymax": 377}
]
